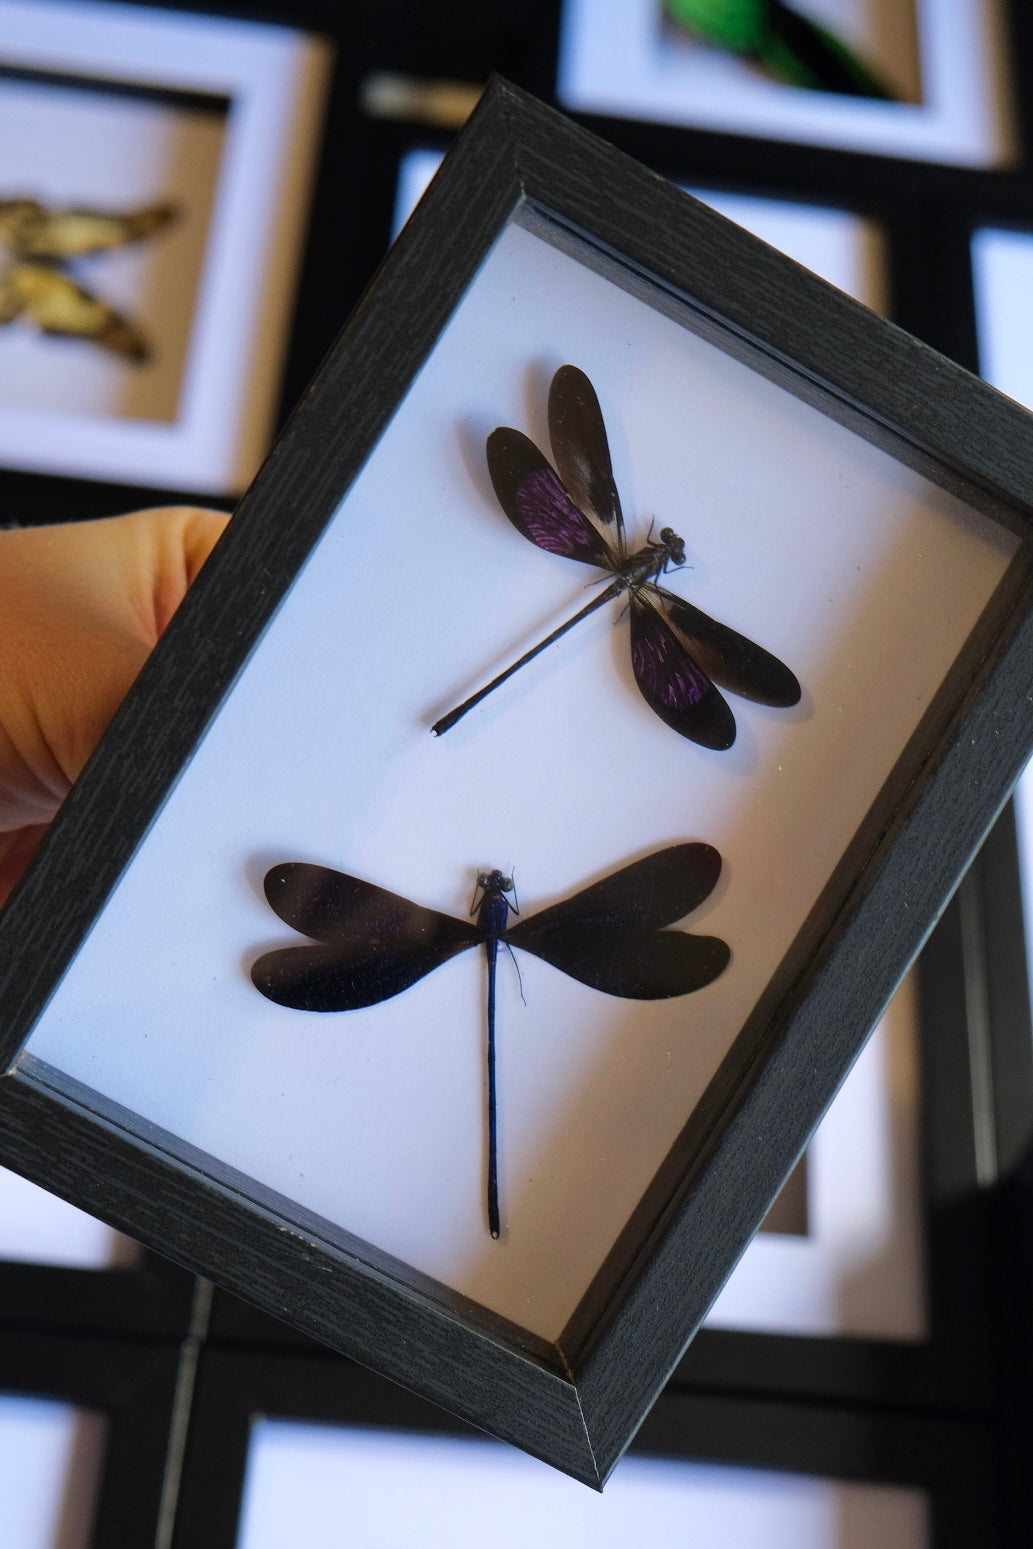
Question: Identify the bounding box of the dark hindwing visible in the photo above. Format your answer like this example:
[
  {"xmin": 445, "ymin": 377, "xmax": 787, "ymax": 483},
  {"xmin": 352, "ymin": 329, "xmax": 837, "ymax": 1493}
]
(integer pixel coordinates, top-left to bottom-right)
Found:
[
  {"xmin": 547, "ymin": 364, "xmax": 626, "ymax": 555},
  {"xmin": 659, "ymin": 590, "xmax": 802, "ymax": 708},
  {"xmin": 630, "ymin": 593, "xmax": 736, "ymax": 749},
  {"xmin": 485, "ymin": 427, "xmax": 615, "ymax": 568},
  {"xmin": 508, "ymin": 845, "xmax": 729, "ymax": 998},
  {"xmin": 509, "ymin": 924, "xmax": 729, "ymax": 998},
  {"xmin": 253, "ymin": 865, "xmax": 480, "ymax": 1011},
  {"xmin": 251, "ymin": 939, "xmax": 478, "ymax": 1012}
]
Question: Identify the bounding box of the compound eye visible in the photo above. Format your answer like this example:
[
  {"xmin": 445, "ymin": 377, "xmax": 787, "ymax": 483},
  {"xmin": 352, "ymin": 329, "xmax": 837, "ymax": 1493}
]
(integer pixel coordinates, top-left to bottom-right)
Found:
[{"xmin": 499, "ymin": 875, "xmax": 514, "ymax": 892}]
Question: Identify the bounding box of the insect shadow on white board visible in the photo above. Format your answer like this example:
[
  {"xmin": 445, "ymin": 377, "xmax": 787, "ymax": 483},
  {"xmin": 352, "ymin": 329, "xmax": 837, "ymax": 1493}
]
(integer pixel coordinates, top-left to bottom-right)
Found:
[
  {"xmin": 431, "ymin": 365, "xmax": 802, "ymax": 748},
  {"xmin": 251, "ymin": 844, "xmax": 731, "ymax": 1239}
]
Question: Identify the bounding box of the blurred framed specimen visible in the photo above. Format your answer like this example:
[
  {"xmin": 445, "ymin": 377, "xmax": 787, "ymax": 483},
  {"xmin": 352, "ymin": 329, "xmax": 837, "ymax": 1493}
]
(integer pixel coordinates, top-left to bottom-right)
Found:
[
  {"xmin": 705, "ymin": 971, "xmax": 925, "ymax": 1341},
  {"xmin": 0, "ymin": 1329, "xmax": 183, "ymax": 1548},
  {"xmin": 0, "ymin": 0, "xmax": 331, "ymax": 494},
  {"xmin": 170, "ymin": 1350, "xmax": 997, "ymax": 1549},
  {"xmin": 557, "ymin": 0, "xmax": 1016, "ymax": 167},
  {"xmin": 2, "ymin": 81, "xmax": 1033, "ymax": 1486},
  {"xmin": 394, "ymin": 154, "xmax": 926, "ymax": 1354}
]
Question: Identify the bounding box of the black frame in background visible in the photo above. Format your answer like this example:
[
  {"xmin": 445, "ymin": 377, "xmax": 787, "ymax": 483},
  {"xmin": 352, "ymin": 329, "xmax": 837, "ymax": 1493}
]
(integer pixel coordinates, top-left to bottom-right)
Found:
[
  {"xmin": 167, "ymin": 1345, "xmax": 1004, "ymax": 1549},
  {"xmin": 1, "ymin": 0, "xmax": 1032, "ymax": 1539},
  {"xmin": 0, "ymin": 1245, "xmax": 195, "ymax": 1341},
  {"xmin": 0, "ymin": 1326, "xmax": 187, "ymax": 1547}
]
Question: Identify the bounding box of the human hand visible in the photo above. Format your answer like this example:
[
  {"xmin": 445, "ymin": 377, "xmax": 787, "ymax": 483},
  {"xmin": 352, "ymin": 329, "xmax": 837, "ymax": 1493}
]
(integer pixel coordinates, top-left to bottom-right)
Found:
[{"xmin": 0, "ymin": 506, "xmax": 228, "ymax": 905}]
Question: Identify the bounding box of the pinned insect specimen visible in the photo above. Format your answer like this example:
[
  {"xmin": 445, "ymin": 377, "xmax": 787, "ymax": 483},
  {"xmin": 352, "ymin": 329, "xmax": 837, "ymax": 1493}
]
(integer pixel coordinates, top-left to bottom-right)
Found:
[
  {"xmin": 432, "ymin": 365, "xmax": 801, "ymax": 748},
  {"xmin": 252, "ymin": 845, "xmax": 730, "ymax": 1237}
]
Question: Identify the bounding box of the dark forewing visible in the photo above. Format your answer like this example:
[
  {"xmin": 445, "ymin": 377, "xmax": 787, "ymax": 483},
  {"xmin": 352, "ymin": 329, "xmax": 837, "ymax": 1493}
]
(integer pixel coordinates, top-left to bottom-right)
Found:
[
  {"xmin": 547, "ymin": 365, "xmax": 625, "ymax": 555},
  {"xmin": 660, "ymin": 590, "xmax": 802, "ymax": 708},
  {"xmin": 508, "ymin": 846, "xmax": 729, "ymax": 998},
  {"xmin": 486, "ymin": 427, "xmax": 615, "ymax": 568},
  {"xmin": 509, "ymin": 844, "xmax": 722, "ymax": 941},
  {"xmin": 630, "ymin": 594, "xmax": 736, "ymax": 749},
  {"xmin": 508, "ymin": 923, "xmax": 729, "ymax": 998}
]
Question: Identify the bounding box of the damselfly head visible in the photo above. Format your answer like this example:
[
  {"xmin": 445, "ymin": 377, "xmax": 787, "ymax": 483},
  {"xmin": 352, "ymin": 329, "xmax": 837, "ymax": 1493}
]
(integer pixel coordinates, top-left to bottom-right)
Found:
[
  {"xmin": 477, "ymin": 868, "xmax": 513, "ymax": 893},
  {"xmin": 660, "ymin": 527, "xmax": 686, "ymax": 565}
]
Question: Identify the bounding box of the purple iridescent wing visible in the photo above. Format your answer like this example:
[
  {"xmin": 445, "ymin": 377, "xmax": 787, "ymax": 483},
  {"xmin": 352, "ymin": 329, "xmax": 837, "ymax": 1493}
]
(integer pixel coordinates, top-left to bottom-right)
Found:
[
  {"xmin": 486, "ymin": 427, "xmax": 617, "ymax": 569},
  {"xmin": 547, "ymin": 365, "xmax": 625, "ymax": 557},
  {"xmin": 629, "ymin": 593, "xmax": 736, "ymax": 749},
  {"xmin": 509, "ymin": 845, "xmax": 729, "ymax": 997},
  {"xmin": 658, "ymin": 589, "xmax": 801, "ymax": 708},
  {"xmin": 252, "ymin": 864, "xmax": 480, "ymax": 1012}
]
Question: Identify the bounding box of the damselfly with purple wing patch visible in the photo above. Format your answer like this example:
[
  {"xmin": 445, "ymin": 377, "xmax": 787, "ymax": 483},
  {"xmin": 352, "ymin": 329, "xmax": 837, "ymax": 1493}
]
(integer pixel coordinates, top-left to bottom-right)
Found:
[{"xmin": 432, "ymin": 365, "xmax": 801, "ymax": 749}]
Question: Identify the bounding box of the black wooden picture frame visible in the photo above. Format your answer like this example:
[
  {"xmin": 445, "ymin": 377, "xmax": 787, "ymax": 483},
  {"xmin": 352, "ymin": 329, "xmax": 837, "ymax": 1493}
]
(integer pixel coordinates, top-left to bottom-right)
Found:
[{"xmin": 3, "ymin": 80, "xmax": 1033, "ymax": 1486}]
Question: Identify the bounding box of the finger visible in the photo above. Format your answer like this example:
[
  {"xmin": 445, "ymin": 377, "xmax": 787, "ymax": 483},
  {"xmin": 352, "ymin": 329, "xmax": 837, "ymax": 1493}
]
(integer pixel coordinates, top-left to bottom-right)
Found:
[
  {"xmin": 0, "ymin": 506, "xmax": 228, "ymax": 834},
  {"xmin": 0, "ymin": 824, "xmax": 46, "ymax": 909}
]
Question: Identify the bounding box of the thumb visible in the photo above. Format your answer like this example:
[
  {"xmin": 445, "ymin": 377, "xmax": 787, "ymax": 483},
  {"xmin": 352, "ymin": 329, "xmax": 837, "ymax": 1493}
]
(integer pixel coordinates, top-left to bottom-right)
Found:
[{"xmin": 0, "ymin": 506, "xmax": 228, "ymax": 838}]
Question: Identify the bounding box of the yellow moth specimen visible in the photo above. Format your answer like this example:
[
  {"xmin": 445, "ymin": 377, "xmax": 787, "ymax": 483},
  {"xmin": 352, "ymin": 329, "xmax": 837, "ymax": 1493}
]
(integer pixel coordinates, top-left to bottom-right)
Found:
[{"xmin": 0, "ymin": 198, "xmax": 176, "ymax": 360}]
